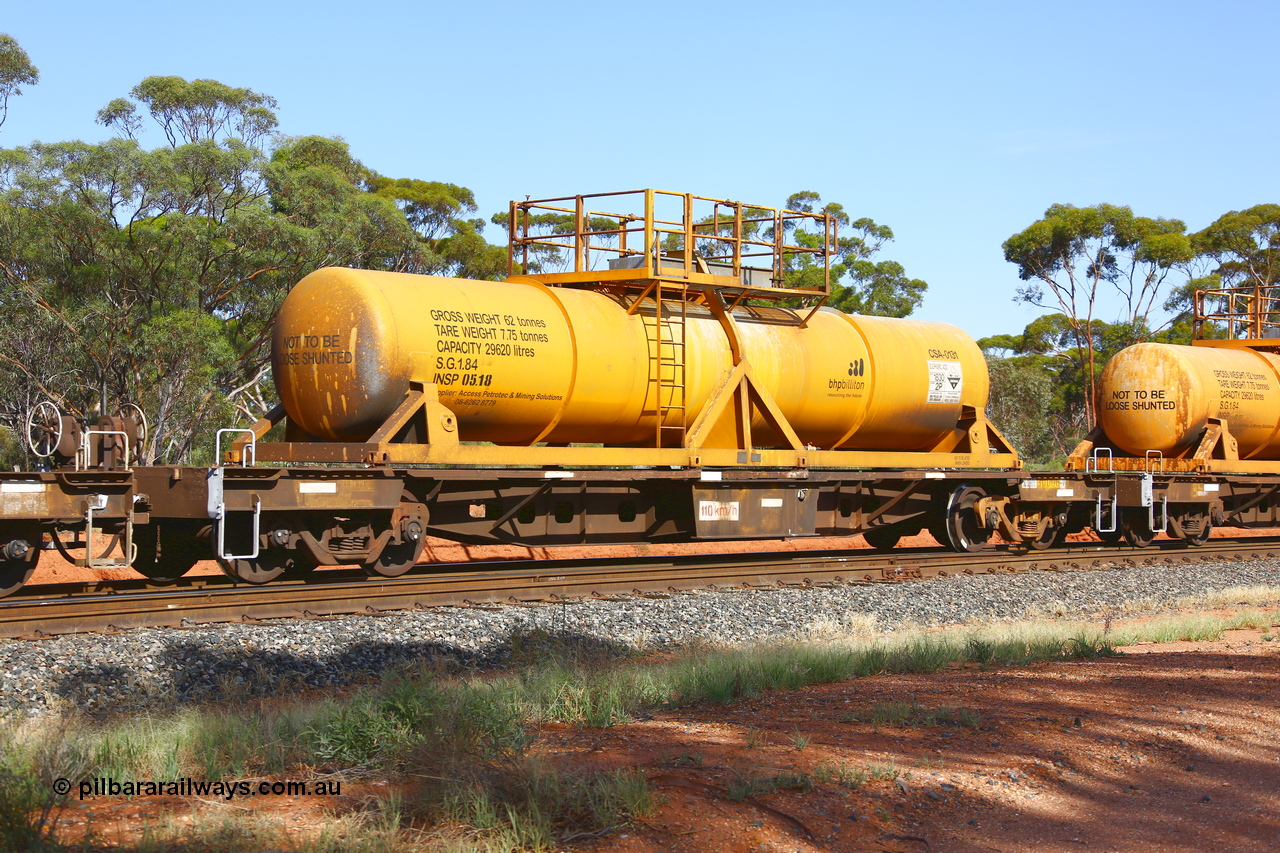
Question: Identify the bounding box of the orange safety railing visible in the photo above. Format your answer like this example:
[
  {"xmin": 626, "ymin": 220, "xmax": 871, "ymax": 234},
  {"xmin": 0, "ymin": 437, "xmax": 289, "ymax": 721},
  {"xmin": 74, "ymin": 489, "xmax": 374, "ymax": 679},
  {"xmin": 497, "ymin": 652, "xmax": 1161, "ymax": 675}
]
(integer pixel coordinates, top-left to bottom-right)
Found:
[
  {"xmin": 507, "ymin": 189, "xmax": 836, "ymax": 293},
  {"xmin": 1194, "ymin": 284, "xmax": 1280, "ymax": 340}
]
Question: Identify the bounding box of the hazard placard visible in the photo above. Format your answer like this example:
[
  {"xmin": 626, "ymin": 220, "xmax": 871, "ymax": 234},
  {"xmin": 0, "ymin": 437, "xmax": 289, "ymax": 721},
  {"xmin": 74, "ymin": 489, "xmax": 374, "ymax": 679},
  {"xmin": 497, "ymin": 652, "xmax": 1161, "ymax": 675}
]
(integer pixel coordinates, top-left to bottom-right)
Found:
[{"xmin": 926, "ymin": 360, "xmax": 963, "ymax": 404}]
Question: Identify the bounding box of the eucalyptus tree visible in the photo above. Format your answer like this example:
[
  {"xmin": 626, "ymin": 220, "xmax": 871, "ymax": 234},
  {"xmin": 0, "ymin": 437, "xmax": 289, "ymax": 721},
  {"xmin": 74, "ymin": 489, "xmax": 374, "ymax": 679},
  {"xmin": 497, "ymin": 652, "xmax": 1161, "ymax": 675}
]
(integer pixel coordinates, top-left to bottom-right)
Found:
[
  {"xmin": 370, "ymin": 177, "xmax": 508, "ymax": 280},
  {"xmin": 0, "ymin": 77, "xmax": 428, "ymax": 462},
  {"xmin": 0, "ymin": 34, "xmax": 37, "ymax": 132},
  {"xmin": 1003, "ymin": 203, "xmax": 1191, "ymax": 426},
  {"xmin": 769, "ymin": 191, "xmax": 928, "ymax": 317},
  {"xmin": 983, "ymin": 355, "xmax": 1055, "ymax": 462},
  {"xmin": 1193, "ymin": 204, "xmax": 1280, "ymax": 290}
]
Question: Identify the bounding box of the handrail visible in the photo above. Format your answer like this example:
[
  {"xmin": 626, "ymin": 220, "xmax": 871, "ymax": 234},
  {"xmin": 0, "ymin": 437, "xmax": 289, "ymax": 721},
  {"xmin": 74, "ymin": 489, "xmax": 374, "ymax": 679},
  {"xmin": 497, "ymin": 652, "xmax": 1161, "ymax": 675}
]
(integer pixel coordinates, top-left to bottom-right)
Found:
[
  {"xmin": 77, "ymin": 429, "xmax": 130, "ymax": 471},
  {"xmin": 1086, "ymin": 447, "xmax": 1113, "ymax": 473},
  {"xmin": 508, "ymin": 189, "xmax": 835, "ymax": 296},
  {"xmin": 216, "ymin": 428, "xmax": 256, "ymax": 467},
  {"xmin": 1194, "ymin": 283, "xmax": 1280, "ymax": 340},
  {"xmin": 1094, "ymin": 492, "xmax": 1117, "ymax": 534}
]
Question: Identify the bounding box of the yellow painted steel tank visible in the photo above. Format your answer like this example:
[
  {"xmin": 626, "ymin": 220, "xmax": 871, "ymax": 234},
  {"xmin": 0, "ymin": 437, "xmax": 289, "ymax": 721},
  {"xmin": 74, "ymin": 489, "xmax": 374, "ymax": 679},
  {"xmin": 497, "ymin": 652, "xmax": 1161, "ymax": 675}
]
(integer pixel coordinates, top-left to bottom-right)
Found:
[
  {"xmin": 272, "ymin": 267, "xmax": 989, "ymax": 450},
  {"xmin": 1099, "ymin": 342, "xmax": 1280, "ymax": 457}
]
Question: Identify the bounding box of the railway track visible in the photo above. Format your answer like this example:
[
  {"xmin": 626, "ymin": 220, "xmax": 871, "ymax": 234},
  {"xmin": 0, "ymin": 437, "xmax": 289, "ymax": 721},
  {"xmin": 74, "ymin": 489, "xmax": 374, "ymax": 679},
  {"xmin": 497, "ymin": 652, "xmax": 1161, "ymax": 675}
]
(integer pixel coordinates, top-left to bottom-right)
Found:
[{"xmin": 3, "ymin": 538, "xmax": 1277, "ymax": 640}]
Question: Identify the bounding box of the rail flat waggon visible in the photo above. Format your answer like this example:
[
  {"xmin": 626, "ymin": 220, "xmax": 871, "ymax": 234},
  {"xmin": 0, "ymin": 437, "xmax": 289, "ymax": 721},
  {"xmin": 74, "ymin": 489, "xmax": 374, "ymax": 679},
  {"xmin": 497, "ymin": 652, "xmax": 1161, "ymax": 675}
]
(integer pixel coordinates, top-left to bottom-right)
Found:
[{"xmin": 3, "ymin": 190, "xmax": 1280, "ymax": 597}]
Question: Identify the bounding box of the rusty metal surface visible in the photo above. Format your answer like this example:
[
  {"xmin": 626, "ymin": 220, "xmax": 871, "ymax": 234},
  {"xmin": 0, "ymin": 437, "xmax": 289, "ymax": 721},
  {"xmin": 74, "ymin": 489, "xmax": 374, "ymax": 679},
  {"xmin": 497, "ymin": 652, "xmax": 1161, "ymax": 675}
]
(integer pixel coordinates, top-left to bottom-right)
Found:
[
  {"xmin": 1099, "ymin": 342, "xmax": 1280, "ymax": 459},
  {"xmin": 1070, "ymin": 455, "xmax": 1280, "ymax": 475},
  {"xmin": 0, "ymin": 471, "xmax": 133, "ymax": 523},
  {"xmin": 3, "ymin": 539, "xmax": 1276, "ymax": 640},
  {"xmin": 253, "ymin": 441, "xmax": 1022, "ymax": 471}
]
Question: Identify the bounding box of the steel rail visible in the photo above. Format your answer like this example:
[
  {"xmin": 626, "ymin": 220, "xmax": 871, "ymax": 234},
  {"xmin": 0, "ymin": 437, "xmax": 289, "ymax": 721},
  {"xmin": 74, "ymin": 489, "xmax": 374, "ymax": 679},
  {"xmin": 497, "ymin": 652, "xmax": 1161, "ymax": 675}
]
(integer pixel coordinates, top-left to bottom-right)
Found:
[{"xmin": 2, "ymin": 538, "xmax": 1277, "ymax": 640}]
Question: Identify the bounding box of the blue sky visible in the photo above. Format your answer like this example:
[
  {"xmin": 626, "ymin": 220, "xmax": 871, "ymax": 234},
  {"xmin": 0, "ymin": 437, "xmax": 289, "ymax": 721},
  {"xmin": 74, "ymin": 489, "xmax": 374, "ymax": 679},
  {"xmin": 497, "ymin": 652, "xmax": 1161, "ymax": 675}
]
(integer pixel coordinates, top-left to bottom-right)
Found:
[{"xmin": 4, "ymin": 0, "xmax": 1276, "ymax": 340}]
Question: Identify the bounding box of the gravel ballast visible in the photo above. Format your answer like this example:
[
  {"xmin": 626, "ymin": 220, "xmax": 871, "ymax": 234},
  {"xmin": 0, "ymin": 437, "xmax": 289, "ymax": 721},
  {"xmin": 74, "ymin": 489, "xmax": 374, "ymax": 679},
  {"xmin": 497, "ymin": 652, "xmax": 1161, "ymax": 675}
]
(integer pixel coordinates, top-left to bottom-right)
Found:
[{"xmin": 2, "ymin": 559, "xmax": 1279, "ymax": 716}]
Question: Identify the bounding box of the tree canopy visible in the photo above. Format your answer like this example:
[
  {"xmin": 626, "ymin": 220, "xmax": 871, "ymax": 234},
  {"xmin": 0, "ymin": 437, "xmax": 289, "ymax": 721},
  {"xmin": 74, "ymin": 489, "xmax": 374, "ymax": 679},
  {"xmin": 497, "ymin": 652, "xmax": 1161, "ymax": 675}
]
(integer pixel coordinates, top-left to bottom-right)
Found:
[
  {"xmin": 0, "ymin": 65, "xmax": 510, "ymax": 464},
  {"xmin": 1002, "ymin": 203, "xmax": 1192, "ymax": 426},
  {"xmin": 0, "ymin": 33, "xmax": 38, "ymax": 132},
  {"xmin": 781, "ymin": 191, "xmax": 927, "ymax": 318},
  {"xmin": 991, "ymin": 201, "xmax": 1280, "ymax": 463}
]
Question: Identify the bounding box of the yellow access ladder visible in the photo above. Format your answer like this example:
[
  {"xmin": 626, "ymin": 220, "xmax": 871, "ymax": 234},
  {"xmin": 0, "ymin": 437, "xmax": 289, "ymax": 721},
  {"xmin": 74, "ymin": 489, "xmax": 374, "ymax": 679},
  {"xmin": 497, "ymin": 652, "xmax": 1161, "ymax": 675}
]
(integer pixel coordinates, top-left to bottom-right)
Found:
[{"xmin": 651, "ymin": 282, "xmax": 688, "ymax": 448}]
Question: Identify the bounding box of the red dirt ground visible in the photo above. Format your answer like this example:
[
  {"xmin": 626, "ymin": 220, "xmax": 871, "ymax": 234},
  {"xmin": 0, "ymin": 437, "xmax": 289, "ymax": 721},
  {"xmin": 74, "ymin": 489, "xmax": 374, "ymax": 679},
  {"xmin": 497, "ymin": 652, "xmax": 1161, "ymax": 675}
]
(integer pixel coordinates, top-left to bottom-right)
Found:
[
  {"xmin": 51, "ymin": 619, "xmax": 1280, "ymax": 852},
  {"xmin": 30, "ymin": 527, "xmax": 1280, "ymax": 847}
]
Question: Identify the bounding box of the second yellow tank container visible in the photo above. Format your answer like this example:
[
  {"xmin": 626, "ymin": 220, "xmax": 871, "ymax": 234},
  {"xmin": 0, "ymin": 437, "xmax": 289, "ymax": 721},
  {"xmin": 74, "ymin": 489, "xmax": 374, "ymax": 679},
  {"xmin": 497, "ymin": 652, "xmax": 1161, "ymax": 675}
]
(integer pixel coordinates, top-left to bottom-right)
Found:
[{"xmin": 1100, "ymin": 342, "xmax": 1280, "ymax": 458}]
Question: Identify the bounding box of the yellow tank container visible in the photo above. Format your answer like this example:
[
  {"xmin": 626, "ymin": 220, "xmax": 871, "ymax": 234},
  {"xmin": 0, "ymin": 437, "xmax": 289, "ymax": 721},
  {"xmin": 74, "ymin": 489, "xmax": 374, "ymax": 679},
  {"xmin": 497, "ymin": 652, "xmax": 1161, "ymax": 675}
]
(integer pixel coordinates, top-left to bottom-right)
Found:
[
  {"xmin": 1100, "ymin": 342, "xmax": 1280, "ymax": 458},
  {"xmin": 832, "ymin": 314, "xmax": 990, "ymax": 450},
  {"xmin": 272, "ymin": 267, "xmax": 989, "ymax": 451}
]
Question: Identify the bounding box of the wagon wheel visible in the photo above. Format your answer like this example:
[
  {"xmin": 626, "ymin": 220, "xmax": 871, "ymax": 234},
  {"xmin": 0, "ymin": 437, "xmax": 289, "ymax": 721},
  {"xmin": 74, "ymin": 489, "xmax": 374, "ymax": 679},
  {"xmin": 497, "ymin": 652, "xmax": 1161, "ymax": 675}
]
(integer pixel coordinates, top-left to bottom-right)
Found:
[
  {"xmin": 26, "ymin": 401, "xmax": 62, "ymax": 458},
  {"xmin": 0, "ymin": 524, "xmax": 41, "ymax": 598},
  {"xmin": 362, "ymin": 499, "xmax": 426, "ymax": 578},
  {"xmin": 935, "ymin": 486, "xmax": 992, "ymax": 553},
  {"xmin": 132, "ymin": 522, "xmax": 205, "ymax": 584},
  {"xmin": 362, "ymin": 539, "xmax": 423, "ymax": 578},
  {"xmin": 1119, "ymin": 507, "xmax": 1156, "ymax": 548},
  {"xmin": 862, "ymin": 525, "xmax": 902, "ymax": 550},
  {"xmin": 116, "ymin": 403, "xmax": 149, "ymax": 465}
]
